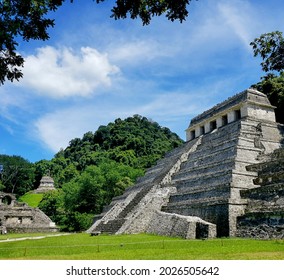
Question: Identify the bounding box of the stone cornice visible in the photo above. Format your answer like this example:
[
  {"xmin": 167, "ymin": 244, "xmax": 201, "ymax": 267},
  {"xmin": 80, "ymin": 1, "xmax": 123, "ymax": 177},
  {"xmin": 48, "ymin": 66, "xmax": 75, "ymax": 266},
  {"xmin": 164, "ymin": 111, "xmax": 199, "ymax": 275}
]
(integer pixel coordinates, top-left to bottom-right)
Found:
[{"xmin": 189, "ymin": 88, "xmax": 271, "ymax": 127}]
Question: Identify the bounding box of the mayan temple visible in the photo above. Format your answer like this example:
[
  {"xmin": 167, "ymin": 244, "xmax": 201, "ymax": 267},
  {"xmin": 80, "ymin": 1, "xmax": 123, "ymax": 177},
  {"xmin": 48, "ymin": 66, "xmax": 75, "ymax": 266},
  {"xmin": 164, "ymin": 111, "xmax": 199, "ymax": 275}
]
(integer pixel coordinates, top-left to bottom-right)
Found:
[
  {"xmin": 88, "ymin": 88, "xmax": 284, "ymax": 238},
  {"xmin": 33, "ymin": 175, "xmax": 56, "ymax": 194}
]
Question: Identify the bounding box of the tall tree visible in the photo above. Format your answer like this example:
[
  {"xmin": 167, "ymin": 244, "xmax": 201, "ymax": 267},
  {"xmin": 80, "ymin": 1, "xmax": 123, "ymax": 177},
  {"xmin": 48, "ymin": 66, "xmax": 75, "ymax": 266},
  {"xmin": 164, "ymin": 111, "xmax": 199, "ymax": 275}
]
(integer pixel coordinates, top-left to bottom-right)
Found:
[
  {"xmin": 0, "ymin": 155, "xmax": 34, "ymax": 195},
  {"xmin": 0, "ymin": 0, "xmax": 193, "ymax": 85}
]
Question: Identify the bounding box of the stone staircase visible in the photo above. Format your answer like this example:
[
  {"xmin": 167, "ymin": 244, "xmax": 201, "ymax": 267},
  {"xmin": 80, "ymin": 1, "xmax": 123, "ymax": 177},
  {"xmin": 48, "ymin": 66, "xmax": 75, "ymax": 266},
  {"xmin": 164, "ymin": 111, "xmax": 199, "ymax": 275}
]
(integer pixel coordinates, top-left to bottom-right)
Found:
[
  {"xmin": 91, "ymin": 183, "xmax": 154, "ymax": 234},
  {"xmin": 88, "ymin": 138, "xmax": 200, "ymax": 234}
]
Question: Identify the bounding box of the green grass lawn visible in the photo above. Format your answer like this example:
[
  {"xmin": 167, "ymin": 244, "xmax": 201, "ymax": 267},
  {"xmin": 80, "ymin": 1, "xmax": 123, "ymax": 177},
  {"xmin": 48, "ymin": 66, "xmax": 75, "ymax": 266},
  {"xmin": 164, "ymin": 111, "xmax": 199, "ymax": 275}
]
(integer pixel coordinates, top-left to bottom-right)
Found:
[
  {"xmin": 0, "ymin": 233, "xmax": 284, "ymax": 260},
  {"xmin": 18, "ymin": 192, "xmax": 43, "ymax": 207}
]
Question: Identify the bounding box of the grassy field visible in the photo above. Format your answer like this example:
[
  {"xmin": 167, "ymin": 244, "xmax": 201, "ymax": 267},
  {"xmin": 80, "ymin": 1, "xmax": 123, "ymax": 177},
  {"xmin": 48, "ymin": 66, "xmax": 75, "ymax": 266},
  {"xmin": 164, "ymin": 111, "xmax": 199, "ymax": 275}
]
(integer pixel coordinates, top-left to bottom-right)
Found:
[
  {"xmin": 0, "ymin": 233, "xmax": 284, "ymax": 260},
  {"xmin": 18, "ymin": 192, "xmax": 43, "ymax": 207}
]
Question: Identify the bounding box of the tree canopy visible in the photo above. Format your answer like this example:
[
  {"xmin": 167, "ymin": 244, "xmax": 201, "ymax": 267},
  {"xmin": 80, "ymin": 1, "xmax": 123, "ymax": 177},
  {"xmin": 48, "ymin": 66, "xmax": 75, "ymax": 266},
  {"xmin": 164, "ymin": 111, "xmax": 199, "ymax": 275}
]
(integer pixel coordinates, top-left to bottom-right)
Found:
[
  {"xmin": 0, "ymin": 0, "xmax": 193, "ymax": 85},
  {"xmin": 61, "ymin": 114, "xmax": 183, "ymax": 171},
  {"xmin": 251, "ymin": 31, "xmax": 284, "ymax": 73},
  {"xmin": 109, "ymin": 0, "xmax": 191, "ymax": 25}
]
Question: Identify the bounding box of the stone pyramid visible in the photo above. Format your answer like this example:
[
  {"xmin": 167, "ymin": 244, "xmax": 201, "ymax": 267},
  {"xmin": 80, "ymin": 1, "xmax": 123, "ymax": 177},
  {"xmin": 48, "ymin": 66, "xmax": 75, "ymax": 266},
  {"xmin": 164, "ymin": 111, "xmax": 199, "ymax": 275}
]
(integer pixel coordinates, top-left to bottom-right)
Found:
[{"xmin": 87, "ymin": 89, "xmax": 284, "ymax": 238}]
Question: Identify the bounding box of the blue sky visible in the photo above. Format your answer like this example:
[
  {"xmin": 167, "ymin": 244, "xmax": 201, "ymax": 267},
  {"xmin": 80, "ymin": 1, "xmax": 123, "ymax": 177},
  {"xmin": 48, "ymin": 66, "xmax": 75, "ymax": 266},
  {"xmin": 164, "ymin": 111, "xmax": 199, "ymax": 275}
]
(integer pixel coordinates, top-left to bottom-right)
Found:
[{"xmin": 0, "ymin": 0, "xmax": 283, "ymax": 162}]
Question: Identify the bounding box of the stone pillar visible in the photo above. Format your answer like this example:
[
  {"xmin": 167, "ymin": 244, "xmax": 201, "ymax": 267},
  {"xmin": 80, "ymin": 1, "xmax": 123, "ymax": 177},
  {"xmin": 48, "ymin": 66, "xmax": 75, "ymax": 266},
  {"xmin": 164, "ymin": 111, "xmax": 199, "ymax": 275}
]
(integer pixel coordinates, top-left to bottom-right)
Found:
[
  {"xmin": 216, "ymin": 117, "xmax": 223, "ymax": 128},
  {"xmin": 186, "ymin": 129, "xmax": 195, "ymax": 141},
  {"xmin": 195, "ymin": 126, "xmax": 201, "ymax": 138},
  {"xmin": 204, "ymin": 122, "xmax": 211, "ymax": 133},
  {"xmin": 241, "ymin": 105, "xmax": 248, "ymax": 118},
  {"xmin": 228, "ymin": 111, "xmax": 235, "ymax": 123}
]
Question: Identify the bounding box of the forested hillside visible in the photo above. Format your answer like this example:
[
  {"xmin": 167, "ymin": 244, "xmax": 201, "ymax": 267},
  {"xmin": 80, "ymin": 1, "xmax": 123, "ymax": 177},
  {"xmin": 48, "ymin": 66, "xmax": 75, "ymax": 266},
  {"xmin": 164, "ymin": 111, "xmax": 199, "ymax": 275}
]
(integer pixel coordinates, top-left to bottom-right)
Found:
[
  {"xmin": 35, "ymin": 115, "xmax": 183, "ymax": 231},
  {"xmin": 61, "ymin": 114, "xmax": 183, "ymax": 171}
]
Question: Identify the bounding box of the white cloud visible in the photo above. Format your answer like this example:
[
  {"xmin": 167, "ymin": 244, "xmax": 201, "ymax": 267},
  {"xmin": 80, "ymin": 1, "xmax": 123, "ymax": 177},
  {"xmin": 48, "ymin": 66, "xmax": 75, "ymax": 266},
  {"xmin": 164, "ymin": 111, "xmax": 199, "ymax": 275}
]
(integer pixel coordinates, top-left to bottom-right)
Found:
[
  {"xmin": 34, "ymin": 105, "xmax": 121, "ymax": 152},
  {"xmin": 21, "ymin": 46, "xmax": 120, "ymax": 98},
  {"xmin": 35, "ymin": 108, "xmax": 92, "ymax": 152},
  {"xmin": 217, "ymin": 0, "xmax": 259, "ymax": 49},
  {"xmin": 109, "ymin": 39, "xmax": 169, "ymax": 65},
  {"xmin": 0, "ymin": 87, "xmax": 27, "ymax": 123}
]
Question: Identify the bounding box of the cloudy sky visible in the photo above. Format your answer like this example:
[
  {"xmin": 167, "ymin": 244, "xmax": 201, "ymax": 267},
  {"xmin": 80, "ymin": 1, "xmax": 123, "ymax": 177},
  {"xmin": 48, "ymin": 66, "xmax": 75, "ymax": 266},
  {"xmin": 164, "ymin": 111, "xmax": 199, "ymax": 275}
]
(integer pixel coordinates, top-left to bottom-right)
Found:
[{"xmin": 0, "ymin": 0, "xmax": 283, "ymax": 162}]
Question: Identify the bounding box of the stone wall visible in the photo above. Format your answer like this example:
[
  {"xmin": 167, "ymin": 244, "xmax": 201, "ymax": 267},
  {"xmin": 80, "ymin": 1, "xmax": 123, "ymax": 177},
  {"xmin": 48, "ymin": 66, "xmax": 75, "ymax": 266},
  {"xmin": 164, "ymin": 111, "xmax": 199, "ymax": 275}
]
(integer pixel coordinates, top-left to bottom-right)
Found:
[
  {"xmin": 146, "ymin": 210, "xmax": 216, "ymax": 239},
  {"xmin": 163, "ymin": 117, "xmax": 268, "ymax": 236}
]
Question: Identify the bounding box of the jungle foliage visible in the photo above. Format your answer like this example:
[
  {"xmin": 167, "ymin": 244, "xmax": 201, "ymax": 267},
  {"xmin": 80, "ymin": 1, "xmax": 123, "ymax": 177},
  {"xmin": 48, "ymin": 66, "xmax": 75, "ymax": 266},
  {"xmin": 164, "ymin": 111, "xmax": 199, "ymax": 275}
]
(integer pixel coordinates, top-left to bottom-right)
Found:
[
  {"xmin": 61, "ymin": 114, "xmax": 183, "ymax": 171},
  {"xmin": 1, "ymin": 115, "xmax": 183, "ymax": 231}
]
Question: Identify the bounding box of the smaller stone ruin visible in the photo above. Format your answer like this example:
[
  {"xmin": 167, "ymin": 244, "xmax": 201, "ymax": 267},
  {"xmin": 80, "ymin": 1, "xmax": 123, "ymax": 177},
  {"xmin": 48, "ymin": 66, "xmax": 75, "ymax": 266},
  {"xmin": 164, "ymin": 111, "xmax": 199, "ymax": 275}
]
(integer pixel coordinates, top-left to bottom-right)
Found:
[
  {"xmin": 33, "ymin": 175, "xmax": 56, "ymax": 193},
  {"xmin": 0, "ymin": 192, "xmax": 58, "ymax": 234}
]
